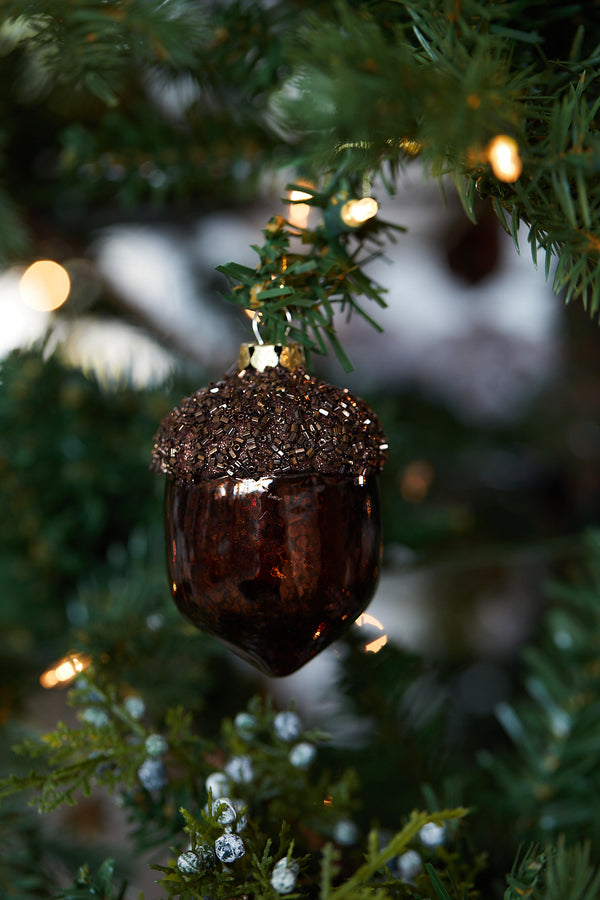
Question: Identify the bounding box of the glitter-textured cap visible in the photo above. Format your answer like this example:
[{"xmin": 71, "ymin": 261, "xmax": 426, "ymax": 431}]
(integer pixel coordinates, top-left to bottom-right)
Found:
[{"xmin": 151, "ymin": 345, "xmax": 388, "ymax": 484}]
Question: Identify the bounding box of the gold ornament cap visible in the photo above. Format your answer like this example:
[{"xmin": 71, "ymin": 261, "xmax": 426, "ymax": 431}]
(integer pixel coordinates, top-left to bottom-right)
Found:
[{"xmin": 238, "ymin": 342, "xmax": 305, "ymax": 372}]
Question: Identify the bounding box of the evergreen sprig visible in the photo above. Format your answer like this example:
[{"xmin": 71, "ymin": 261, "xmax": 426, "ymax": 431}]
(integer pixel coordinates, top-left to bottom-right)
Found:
[
  {"xmin": 0, "ymin": 680, "xmax": 471, "ymax": 900},
  {"xmin": 2, "ymin": 0, "xmax": 209, "ymax": 104},
  {"xmin": 217, "ymin": 180, "xmax": 404, "ymax": 370},
  {"xmin": 0, "ymin": 686, "xmax": 358, "ymax": 848},
  {"xmin": 505, "ymin": 839, "xmax": 600, "ymax": 900},
  {"xmin": 54, "ymin": 859, "xmax": 127, "ymax": 900},
  {"xmin": 479, "ymin": 532, "xmax": 600, "ymax": 849},
  {"xmin": 154, "ymin": 808, "xmax": 468, "ymax": 900},
  {"xmin": 277, "ymin": 1, "xmax": 600, "ymax": 316},
  {"xmin": 1, "ymin": 0, "xmax": 599, "ymax": 327}
]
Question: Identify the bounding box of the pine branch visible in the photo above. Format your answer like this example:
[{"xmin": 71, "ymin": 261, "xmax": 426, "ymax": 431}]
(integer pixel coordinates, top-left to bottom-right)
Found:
[
  {"xmin": 325, "ymin": 810, "xmax": 468, "ymax": 900},
  {"xmin": 217, "ymin": 179, "xmax": 403, "ymax": 370},
  {"xmin": 276, "ymin": 1, "xmax": 600, "ymax": 319},
  {"xmin": 1, "ymin": 675, "xmax": 472, "ymax": 900},
  {"xmin": 3, "ymin": 0, "xmax": 210, "ymax": 102},
  {"xmin": 2, "ymin": 0, "xmax": 600, "ymax": 326},
  {"xmin": 54, "ymin": 859, "xmax": 127, "ymax": 900},
  {"xmin": 505, "ymin": 838, "xmax": 600, "ymax": 900},
  {"xmin": 479, "ymin": 531, "xmax": 600, "ymax": 848}
]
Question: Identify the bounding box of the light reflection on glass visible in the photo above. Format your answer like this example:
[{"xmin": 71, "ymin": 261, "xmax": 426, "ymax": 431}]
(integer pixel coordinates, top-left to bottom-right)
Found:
[
  {"xmin": 354, "ymin": 612, "xmax": 388, "ymax": 653},
  {"xmin": 232, "ymin": 478, "xmax": 273, "ymax": 497}
]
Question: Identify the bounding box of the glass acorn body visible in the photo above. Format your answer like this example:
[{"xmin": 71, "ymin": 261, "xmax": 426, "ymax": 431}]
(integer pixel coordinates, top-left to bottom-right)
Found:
[
  {"xmin": 152, "ymin": 343, "xmax": 388, "ymax": 677},
  {"xmin": 166, "ymin": 473, "xmax": 381, "ymax": 676}
]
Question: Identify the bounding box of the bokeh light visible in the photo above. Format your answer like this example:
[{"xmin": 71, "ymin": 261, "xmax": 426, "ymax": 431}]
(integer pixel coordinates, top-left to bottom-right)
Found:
[
  {"xmin": 400, "ymin": 460, "xmax": 434, "ymax": 503},
  {"xmin": 340, "ymin": 197, "xmax": 379, "ymax": 228},
  {"xmin": 40, "ymin": 652, "xmax": 91, "ymax": 689},
  {"xmin": 488, "ymin": 135, "xmax": 522, "ymax": 183},
  {"xmin": 288, "ymin": 188, "xmax": 313, "ymax": 228},
  {"xmin": 19, "ymin": 260, "xmax": 71, "ymax": 312}
]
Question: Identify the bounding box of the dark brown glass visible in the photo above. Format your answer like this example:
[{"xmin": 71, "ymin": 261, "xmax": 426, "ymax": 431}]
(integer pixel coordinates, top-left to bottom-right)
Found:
[{"xmin": 165, "ymin": 473, "xmax": 382, "ymax": 676}]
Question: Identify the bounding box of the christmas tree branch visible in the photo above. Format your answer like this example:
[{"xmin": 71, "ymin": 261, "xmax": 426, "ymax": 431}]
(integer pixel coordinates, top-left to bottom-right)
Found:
[
  {"xmin": 505, "ymin": 838, "xmax": 600, "ymax": 900},
  {"xmin": 325, "ymin": 809, "xmax": 468, "ymax": 900},
  {"xmin": 1, "ymin": 0, "xmax": 600, "ymax": 325},
  {"xmin": 217, "ymin": 180, "xmax": 404, "ymax": 370},
  {"xmin": 479, "ymin": 531, "xmax": 600, "ymax": 845},
  {"xmin": 277, "ymin": 1, "xmax": 600, "ymax": 315}
]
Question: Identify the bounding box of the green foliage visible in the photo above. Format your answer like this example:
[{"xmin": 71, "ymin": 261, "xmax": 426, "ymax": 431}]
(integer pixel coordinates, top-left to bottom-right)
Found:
[
  {"xmin": 480, "ymin": 532, "xmax": 600, "ymax": 849},
  {"xmin": 0, "ymin": 0, "xmax": 291, "ymax": 219},
  {"xmin": 280, "ymin": 1, "xmax": 524, "ymax": 152},
  {"xmin": 504, "ymin": 844, "xmax": 545, "ymax": 899},
  {"xmin": 2, "ymin": 0, "xmax": 209, "ymax": 101},
  {"xmin": 0, "ymin": 680, "xmax": 472, "ymax": 899},
  {"xmin": 0, "ymin": 348, "xmax": 165, "ymax": 642},
  {"xmin": 0, "ymin": 736, "xmax": 119, "ymax": 900},
  {"xmin": 54, "ymin": 859, "xmax": 127, "ymax": 900},
  {"xmin": 0, "ymin": 0, "xmax": 599, "ymax": 331},
  {"xmin": 0, "ymin": 688, "xmax": 351, "ymax": 847},
  {"xmin": 279, "ymin": 1, "xmax": 600, "ymax": 316},
  {"xmin": 155, "ymin": 808, "xmax": 468, "ymax": 900},
  {"xmin": 217, "ymin": 180, "xmax": 403, "ymax": 369},
  {"xmin": 505, "ymin": 839, "xmax": 600, "ymax": 900}
]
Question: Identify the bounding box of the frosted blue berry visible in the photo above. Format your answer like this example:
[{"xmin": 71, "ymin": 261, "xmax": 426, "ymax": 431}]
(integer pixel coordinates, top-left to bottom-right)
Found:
[
  {"xmin": 273, "ymin": 711, "xmax": 302, "ymax": 742},
  {"xmin": 177, "ymin": 851, "xmax": 202, "ymax": 875},
  {"xmin": 138, "ymin": 758, "xmax": 168, "ymax": 792},
  {"xmin": 205, "ymin": 771, "xmax": 230, "ymax": 799},
  {"xmin": 145, "ymin": 733, "xmax": 168, "ymax": 757},
  {"xmin": 333, "ymin": 820, "xmax": 359, "ymax": 846},
  {"xmin": 234, "ymin": 711, "xmax": 258, "ymax": 739},
  {"xmin": 270, "ymin": 858, "xmax": 299, "ymax": 894},
  {"xmin": 289, "ymin": 742, "xmax": 316, "ymax": 769},
  {"xmin": 225, "ymin": 755, "xmax": 253, "ymax": 784},
  {"xmin": 418, "ymin": 822, "xmax": 446, "ymax": 848},
  {"xmin": 81, "ymin": 707, "xmax": 109, "ymax": 728},
  {"xmin": 177, "ymin": 845, "xmax": 215, "ymax": 875},
  {"xmin": 214, "ymin": 833, "xmax": 245, "ymax": 863},
  {"xmin": 395, "ymin": 850, "xmax": 422, "ymax": 884},
  {"xmin": 123, "ymin": 695, "xmax": 145, "ymax": 720},
  {"xmin": 210, "ymin": 797, "xmax": 237, "ymax": 827}
]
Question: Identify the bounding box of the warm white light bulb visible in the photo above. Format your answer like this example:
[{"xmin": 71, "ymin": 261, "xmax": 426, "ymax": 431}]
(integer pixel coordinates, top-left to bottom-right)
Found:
[
  {"xmin": 40, "ymin": 652, "xmax": 91, "ymax": 689},
  {"xmin": 19, "ymin": 260, "xmax": 71, "ymax": 311},
  {"xmin": 288, "ymin": 189, "xmax": 313, "ymax": 228},
  {"xmin": 340, "ymin": 197, "xmax": 379, "ymax": 228},
  {"xmin": 488, "ymin": 135, "xmax": 522, "ymax": 183}
]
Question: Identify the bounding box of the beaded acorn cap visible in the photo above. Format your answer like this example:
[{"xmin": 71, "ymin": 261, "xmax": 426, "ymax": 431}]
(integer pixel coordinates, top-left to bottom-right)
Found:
[{"xmin": 151, "ymin": 344, "xmax": 388, "ymax": 485}]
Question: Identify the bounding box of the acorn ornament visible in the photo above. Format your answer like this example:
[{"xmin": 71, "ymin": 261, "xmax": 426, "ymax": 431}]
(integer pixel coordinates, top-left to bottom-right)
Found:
[{"xmin": 151, "ymin": 342, "xmax": 387, "ymax": 677}]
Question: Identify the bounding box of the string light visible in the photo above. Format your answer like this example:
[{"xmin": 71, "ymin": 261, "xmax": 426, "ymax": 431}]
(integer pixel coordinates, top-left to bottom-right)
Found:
[
  {"xmin": 487, "ymin": 135, "xmax": 522, "ymax": 183},
  {"xmin": 19, "ymin": 260, "xmax": 71, "ymax": 312},
  {"xmin": 288, "ymin": 188, "xmax": 313, "ymax": 228},
  {"xmin": 40, "ymin": 652, "xmax": 91, "ymax": 689},
  {"xmin": 340, "ymin": 197, "xmax": 379, "ymax": 228}
]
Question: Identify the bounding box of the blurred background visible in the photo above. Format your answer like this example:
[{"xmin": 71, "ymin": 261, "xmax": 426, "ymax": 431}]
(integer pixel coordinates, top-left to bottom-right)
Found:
[
  {"xmin": 3, "ymin": 162, "xmax": 597, "ymax": 695},
  {"xmin": 2, "ymin": 5, "xmax": 600, "ymax": 891},
  {"xmin": 3, "ymin": 156, "xmax": 600, "ymax": 900}
]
